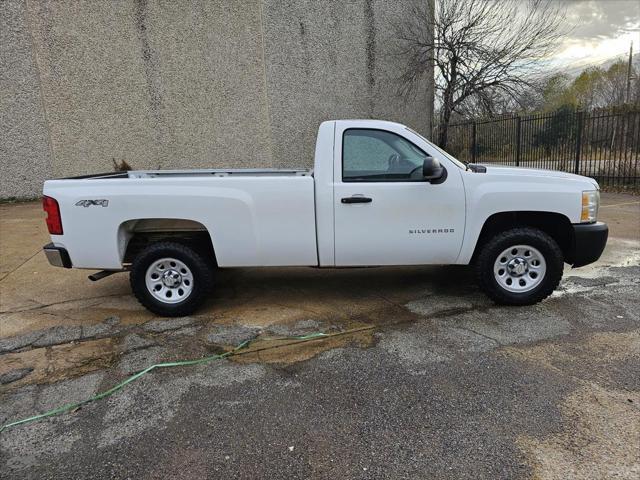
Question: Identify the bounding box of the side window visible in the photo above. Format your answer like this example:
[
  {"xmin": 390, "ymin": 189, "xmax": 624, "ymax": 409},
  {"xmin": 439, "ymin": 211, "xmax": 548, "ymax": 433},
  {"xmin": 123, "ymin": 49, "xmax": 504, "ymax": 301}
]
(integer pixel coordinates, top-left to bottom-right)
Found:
[{"xmin": 342, "ymin": 129, "xmax": 429, "ymax": 182}]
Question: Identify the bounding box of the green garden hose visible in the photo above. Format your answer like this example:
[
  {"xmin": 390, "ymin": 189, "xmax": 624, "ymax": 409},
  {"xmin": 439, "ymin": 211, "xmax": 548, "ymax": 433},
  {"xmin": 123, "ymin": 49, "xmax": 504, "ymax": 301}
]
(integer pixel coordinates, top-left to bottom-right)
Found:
[{"xmin": 0, "ymin": 329, "xmax": 370, "ymax": 434}]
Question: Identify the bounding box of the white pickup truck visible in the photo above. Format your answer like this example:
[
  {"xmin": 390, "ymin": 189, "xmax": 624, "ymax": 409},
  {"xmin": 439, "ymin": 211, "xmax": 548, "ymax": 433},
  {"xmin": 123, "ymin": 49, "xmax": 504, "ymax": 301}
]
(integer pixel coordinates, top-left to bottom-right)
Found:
[{"xmin": 42, "ymin": 120, "xmax": 608, "ymax": 316}]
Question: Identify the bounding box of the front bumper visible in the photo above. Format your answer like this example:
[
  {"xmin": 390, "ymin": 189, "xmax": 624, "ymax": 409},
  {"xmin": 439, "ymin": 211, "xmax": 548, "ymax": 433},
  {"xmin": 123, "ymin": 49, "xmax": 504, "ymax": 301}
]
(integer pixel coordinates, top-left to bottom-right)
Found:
[
  {"xmin": 569, "ymin": 222, "xmax": 608, "ymax": 268},
  {"xmin": 43, "ymin": 243, "xmax": 72, "ymax": 268}
]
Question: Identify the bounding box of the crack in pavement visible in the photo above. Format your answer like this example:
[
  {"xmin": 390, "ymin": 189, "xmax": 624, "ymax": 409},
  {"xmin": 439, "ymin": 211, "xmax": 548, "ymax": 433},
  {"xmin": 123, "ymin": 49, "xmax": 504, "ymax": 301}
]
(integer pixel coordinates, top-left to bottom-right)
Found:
[
  {"xmin": 0, "ymin": 250, "xmax": 42, "ymax": 283},
  {"xmin": 0, "ymin": 293, "xmax": 128, "ymax": 315},
  {"xmin": 454, "ymin": 324, "xmax": 502, "ymax": 345}
]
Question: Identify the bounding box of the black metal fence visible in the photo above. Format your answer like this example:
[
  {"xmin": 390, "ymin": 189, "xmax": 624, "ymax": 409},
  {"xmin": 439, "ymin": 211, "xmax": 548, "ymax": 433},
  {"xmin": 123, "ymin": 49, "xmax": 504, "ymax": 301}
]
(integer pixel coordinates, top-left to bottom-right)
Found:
[{"xmin": 435, "ymin": 107, "xmax": 640, "ymax": 190}]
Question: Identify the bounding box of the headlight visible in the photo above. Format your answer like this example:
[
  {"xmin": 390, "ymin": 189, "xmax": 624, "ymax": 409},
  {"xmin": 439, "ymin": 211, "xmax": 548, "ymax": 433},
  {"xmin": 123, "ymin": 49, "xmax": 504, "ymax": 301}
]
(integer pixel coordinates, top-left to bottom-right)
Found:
[{"xmin": 581, "ymin": 190, "xmax": 599, "ymax": 223}]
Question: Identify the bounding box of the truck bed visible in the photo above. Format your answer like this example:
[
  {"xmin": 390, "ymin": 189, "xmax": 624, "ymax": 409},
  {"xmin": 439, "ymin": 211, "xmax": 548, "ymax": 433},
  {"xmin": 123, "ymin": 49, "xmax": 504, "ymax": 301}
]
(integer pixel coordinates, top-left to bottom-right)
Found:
[{"xmin": 45, "ymin": 172, "xmax": 318, "ymax": 269}]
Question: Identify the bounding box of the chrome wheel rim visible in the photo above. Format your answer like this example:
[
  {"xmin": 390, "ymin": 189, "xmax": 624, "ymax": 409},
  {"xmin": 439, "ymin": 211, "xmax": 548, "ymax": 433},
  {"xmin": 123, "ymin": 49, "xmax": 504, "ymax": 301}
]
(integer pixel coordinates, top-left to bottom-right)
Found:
[
  {"xmin": 493, "ymin": 245, "xmax": 546, "ymax": 293},
  {"xmin": 145, "ymin": 257, "xmax": 194, "ymax": 304}
]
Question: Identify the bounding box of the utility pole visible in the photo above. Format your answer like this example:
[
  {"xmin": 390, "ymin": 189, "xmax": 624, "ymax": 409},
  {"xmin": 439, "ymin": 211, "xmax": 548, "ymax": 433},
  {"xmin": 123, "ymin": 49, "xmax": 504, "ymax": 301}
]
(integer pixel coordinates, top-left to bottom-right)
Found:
[{"xmin": 626, "ymin": 41, "xmax": 633, "ymax": 104}]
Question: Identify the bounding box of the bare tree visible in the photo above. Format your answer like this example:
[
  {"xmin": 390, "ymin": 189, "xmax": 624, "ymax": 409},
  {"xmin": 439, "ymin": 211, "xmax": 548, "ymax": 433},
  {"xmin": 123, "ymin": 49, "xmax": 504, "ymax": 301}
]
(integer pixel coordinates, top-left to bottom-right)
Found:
[
  {"xmin": 601, "ymin": 61, "xmax": 632, "ymax": 107},
  {"xmin": 396, "ymin": 0, "xmax": 567, "ymax": 148}
]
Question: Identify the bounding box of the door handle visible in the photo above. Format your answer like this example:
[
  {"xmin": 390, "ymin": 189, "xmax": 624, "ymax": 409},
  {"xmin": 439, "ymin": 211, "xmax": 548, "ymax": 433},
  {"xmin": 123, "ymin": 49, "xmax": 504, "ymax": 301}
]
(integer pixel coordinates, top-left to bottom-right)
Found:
[{"xmin": 341, "ymin": 196, "xmax": 372, "ymax": 204}]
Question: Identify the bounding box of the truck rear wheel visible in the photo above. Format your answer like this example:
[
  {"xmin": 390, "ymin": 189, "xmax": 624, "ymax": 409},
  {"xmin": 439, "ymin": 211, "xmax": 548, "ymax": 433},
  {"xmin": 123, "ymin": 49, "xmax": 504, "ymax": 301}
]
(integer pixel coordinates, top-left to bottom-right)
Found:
[
  {"xmin": 475, "ymin": 227, "xmax": 563, "ymax": 305},
  {"xmin": 130, "ymin": 242, "xmax": 213, "ymax": 317}
]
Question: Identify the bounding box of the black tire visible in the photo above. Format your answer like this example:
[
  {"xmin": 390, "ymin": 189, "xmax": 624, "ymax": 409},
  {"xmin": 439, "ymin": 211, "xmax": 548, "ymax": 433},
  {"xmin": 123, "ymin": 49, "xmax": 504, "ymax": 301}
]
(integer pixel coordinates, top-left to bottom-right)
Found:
[
  {"xmin": 130, "ymin": 241, "xmax": 214, "ymax": 317},
  {"xmin": 475, "ymin": 227, "xmax": 563, "ymax": 305}
]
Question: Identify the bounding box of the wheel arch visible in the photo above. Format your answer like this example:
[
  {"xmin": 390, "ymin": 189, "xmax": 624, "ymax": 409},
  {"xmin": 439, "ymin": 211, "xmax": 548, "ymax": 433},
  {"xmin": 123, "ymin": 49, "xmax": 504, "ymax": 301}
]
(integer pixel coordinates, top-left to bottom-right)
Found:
[
  {"xmin": 118, "ymin": 218, "xmax": 217, "ymax": 266},
  {"xmin": 470, "ymin": 211, "xmax": 573, "ymax": 264}
]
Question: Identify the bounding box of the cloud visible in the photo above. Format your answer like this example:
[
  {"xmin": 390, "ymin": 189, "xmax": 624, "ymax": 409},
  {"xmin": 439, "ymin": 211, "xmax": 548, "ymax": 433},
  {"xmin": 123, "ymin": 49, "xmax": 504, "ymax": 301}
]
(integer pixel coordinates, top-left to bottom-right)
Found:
[
  {"xmin": 544, "ymin": 1, "xmax": 639, "ymax": 69},
  {"xmin": 559, "ymin": 0, "xmax": 640, "ymax": 40}
]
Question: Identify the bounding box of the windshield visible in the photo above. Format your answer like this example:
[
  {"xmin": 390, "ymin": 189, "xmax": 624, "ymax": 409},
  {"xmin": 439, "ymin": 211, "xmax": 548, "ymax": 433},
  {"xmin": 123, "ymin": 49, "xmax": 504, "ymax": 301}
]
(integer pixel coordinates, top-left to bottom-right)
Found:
[{"xmin": 405, "ymin": 128, "xmax": 467, "ymax": 170}]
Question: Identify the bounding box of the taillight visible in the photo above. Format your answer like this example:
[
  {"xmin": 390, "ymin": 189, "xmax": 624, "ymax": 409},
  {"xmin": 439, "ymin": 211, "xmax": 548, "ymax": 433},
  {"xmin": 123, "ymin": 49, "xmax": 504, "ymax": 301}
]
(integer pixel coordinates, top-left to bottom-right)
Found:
[{"xmin": 43, "ymin": 196, "xmax": 63, "ymax": 235}]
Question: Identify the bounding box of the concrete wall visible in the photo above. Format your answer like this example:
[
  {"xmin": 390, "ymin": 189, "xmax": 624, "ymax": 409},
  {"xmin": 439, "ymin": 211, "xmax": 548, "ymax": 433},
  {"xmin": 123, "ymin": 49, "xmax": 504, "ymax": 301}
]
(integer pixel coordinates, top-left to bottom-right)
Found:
[
  {"xmin": 0, "ymin": 0, "xmax": 433, "ymax": 199},
  {"xmin": 1, "ymin": 0, "xmax": 53, "ymax": 199}
]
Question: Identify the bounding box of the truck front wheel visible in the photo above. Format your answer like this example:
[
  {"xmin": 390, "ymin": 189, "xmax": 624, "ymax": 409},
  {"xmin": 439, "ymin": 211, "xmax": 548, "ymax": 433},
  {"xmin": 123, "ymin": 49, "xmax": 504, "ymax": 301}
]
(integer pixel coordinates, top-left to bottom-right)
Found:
[
  {"xmin": 475, "ymin": 227, "xmax": 564, "ymax": 305},
  {"xmin": 130, "ymin": 241, "xmax": 214, "ymax": 316}
]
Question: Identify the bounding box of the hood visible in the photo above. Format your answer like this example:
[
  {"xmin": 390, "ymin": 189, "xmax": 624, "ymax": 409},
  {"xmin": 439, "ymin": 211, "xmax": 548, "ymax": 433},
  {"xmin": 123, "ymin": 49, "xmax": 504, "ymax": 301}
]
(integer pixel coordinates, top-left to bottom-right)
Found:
[{"xmin": 481, "ymin": 164, "xmax": 599, "ymax": 188}]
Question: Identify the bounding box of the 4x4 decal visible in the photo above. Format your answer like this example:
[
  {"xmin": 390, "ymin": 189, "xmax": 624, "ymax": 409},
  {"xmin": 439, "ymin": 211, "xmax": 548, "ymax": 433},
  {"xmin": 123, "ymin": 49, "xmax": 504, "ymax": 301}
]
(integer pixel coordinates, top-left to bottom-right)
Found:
[{"xmin": 75, "ymin": 199, "xmax": 109, "ymax": 207}]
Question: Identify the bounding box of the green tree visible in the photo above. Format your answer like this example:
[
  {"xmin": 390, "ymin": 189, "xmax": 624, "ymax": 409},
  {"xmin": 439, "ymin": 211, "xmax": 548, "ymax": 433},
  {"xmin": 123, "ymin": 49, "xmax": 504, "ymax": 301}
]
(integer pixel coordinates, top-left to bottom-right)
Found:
[
  {"xmin": 539, "ymin": 74, "xmax": 575, "ymax": 111},
  {"xmin": 570, "ymin": 67, "xmax": 604, "ymax": 109}
]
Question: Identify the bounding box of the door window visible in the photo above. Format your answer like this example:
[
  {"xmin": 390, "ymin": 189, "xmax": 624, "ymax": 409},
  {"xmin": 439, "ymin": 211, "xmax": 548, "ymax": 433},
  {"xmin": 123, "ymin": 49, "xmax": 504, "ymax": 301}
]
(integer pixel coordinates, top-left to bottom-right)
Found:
[{"xmin": 342, "ymin": 129, "xmax": 429, "ymax": 182}]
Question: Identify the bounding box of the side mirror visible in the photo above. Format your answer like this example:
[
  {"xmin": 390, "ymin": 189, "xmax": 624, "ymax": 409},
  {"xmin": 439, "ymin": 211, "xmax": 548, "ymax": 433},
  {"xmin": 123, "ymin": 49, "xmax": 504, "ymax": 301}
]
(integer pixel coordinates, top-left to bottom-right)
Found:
[{"xmin": 422, "ymin": 156, "xmax": 445, "ymax": 182}]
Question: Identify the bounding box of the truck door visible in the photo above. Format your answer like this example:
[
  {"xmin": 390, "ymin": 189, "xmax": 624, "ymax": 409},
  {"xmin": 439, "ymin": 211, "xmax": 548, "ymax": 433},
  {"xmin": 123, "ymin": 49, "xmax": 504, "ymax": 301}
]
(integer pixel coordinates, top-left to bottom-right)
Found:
[{"xmin": 333, "ymin": 126, "xmax": 465, "ymax": 266}]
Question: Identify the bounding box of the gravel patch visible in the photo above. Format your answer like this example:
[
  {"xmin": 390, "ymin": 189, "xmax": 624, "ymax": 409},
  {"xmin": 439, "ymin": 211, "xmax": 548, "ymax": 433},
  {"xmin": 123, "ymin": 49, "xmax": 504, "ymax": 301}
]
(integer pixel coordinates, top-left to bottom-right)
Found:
[
  {"xmin": 143, "ymin": 317, "xmax": 194, "ymax": 333},
  {"xmin": 0, "ymin": 368, "xmax": 34, "ymax": 385},
  {"xmin": 205, "ymin": 325, "xmax": 261, "ymax": 346},
  {"xmin": 31, "ymin": 326, "xmax": 82, "ymax": 348},
  {"xmin": 120, "ymin": 334, "xmax": 157, "ymax": 353}
]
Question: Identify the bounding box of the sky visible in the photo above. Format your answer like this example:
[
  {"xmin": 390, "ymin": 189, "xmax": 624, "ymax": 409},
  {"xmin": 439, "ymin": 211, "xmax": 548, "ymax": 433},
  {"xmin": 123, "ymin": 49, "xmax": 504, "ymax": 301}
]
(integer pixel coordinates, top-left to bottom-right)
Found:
[{"xmin": 552, "ymin": 0, "xmax": 640, "ymax": 69}]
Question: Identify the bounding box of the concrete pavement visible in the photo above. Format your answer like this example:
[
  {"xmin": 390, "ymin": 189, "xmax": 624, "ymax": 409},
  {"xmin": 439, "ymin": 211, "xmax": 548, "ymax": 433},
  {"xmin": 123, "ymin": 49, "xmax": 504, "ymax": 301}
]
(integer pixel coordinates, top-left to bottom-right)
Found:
[{"xmin": 1, "ymin": 193, "xmax": 639, "ymax": 479}]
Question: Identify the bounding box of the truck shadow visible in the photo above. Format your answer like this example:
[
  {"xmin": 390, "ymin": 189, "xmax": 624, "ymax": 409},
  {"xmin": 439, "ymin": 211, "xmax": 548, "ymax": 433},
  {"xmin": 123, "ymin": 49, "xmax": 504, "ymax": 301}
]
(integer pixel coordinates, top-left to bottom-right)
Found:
[
  {"xmin": 205, "ymin": 264, "xmax": 486, "ymax": 332},
  {"xmin": 214, "ymin": 264, "xmax": 476, "ymax": 304}
]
